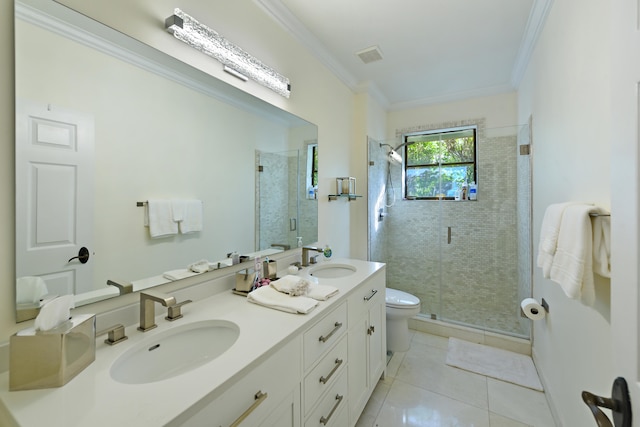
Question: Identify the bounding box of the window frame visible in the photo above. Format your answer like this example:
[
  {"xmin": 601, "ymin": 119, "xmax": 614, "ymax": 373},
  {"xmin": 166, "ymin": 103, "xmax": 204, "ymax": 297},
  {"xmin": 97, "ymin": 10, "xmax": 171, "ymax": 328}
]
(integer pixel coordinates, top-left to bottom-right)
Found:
[{"xmin": 402, "ymin": 126, "xmax": 478, "ymax": 200}]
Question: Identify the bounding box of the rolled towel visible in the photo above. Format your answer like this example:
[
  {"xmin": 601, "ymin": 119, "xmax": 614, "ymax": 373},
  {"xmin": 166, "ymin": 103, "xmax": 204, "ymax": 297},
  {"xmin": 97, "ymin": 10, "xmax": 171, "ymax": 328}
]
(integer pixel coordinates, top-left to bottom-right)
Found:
[
  {"xmin": 307, "ymin": 284, "xmax": 339, "ymax": 301},
  {"xmin": 271, "ymin": 275, "xmax": 311, "ymax": 296},
  {"xmin": 247, "ymin": 285, "xmax": 318, "ymax": 314},
  {"xmin": 188, "ymin": 259, "xmax": 210, "ymax": 273}
]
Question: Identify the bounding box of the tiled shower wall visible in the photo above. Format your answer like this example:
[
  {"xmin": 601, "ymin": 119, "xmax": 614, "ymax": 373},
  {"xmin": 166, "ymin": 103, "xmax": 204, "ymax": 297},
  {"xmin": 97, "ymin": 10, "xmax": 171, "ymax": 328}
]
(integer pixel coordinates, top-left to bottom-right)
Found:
[{"xmin": 368, "ymin": 119, "xmax": 531, "ymax": 338}]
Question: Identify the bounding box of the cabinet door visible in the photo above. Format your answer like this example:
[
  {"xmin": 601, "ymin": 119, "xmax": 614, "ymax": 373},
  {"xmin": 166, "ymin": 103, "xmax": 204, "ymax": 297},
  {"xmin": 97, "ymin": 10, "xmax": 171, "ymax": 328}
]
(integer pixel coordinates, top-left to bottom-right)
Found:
[
  {"xmin": 347, "ymin": 315, "xmax": 369, "ymax": 419},
  {"xmin": 368, "ymin": 300, "xmax": 385, "ymax": 384},
  {"xmin": 260, "ymin": 389, "xmax": 301, "ymax": 427}
]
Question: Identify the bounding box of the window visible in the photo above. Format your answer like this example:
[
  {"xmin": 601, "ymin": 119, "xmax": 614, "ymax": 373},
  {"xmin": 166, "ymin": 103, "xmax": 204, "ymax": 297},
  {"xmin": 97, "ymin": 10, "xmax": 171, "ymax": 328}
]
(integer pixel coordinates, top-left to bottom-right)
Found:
[
  {"xmin": 310, "ymin": 144, "xmax": 318, "ymax": 187},
  {"xmin": 404, "ymin": 127, "xmax": 476, "ymax": 200}
]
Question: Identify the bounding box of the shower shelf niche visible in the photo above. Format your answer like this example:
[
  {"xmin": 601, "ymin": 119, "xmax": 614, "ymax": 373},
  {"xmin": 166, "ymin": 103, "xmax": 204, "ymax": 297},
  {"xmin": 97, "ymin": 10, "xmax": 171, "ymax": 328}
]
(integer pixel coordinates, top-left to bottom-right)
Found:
[
  {"xmin": 328, "ymin": 194, "xmax": 362, "ymax": 201},
  {"xmin": 329, "ymin": 177, "xmax": 361, "ymax": 201}
]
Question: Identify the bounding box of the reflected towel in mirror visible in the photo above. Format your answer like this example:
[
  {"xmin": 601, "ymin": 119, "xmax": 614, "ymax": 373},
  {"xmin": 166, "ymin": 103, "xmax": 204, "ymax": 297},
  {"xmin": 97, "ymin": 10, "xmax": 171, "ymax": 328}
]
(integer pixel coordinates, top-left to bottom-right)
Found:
[
  {"xmin": 145, "ymin": 200, "xmax": 178, "ymax": 238},
  {"xmin": 16, "ymin": 276, "xmax": 48, "ymax": 304}
]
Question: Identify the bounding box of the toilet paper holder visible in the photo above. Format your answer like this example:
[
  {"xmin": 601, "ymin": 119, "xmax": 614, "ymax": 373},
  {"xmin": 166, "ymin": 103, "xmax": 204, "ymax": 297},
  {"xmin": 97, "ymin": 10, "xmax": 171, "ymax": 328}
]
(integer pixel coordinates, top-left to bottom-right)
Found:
[{"xmin": 520, "ymin": 298, "xmax": 549, "ymax": 318}]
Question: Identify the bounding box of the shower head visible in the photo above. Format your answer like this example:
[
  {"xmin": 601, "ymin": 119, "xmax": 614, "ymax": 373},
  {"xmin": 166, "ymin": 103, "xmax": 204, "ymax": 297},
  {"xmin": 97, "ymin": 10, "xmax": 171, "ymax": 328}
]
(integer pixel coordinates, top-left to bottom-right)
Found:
[
  {"xmin": 388, "ymin": 149, "xmax": 402, "ymax": 164},
  {"xmin": 380, "ymin": 143, "xmax": 403, "ymax": 165}
]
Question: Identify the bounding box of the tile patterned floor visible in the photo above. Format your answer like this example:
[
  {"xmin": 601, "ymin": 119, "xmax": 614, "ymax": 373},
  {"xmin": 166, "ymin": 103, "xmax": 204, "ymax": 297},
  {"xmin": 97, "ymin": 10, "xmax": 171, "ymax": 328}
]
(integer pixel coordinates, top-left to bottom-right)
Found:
[{"xmin": 356, "ymin": 330, "xmax": 557, "ymax": 427}]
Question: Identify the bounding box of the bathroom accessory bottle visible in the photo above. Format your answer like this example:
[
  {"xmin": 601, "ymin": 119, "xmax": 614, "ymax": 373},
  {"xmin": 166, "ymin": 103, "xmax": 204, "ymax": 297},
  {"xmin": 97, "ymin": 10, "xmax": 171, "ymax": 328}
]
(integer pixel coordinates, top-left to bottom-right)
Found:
[
  {"xmin": 323, "ymin": 245, "xmax": 332, "ymax": 259},
  {"xmin": 461, "ymin": 182, "xmax": 468, "ymax": 200},
  {"xmin": 297, "ymin": 236, "xmax": 303, "ymax": 247},
  {"xmin": 307, "ymin": 186, "xmax": 314, "ymax": 199},
  {"xmin": 468, "ymin": 182, "xmax": 477, "ymax": 200}
]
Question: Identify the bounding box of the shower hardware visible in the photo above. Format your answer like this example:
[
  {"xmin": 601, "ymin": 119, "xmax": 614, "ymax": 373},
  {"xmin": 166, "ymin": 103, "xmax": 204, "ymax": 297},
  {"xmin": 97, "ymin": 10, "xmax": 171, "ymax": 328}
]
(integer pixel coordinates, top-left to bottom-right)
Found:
[{"xmin": 447, "ymin": 227, "xmax": 452, "ymax": 244}]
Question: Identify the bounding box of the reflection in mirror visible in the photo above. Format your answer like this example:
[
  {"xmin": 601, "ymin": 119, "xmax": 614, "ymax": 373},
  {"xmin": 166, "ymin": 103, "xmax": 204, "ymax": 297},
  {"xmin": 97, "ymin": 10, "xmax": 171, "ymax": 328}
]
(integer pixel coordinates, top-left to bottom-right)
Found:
[{"xmin": 14, "ymin": 0, "xmax": 318, "ymax": 321}]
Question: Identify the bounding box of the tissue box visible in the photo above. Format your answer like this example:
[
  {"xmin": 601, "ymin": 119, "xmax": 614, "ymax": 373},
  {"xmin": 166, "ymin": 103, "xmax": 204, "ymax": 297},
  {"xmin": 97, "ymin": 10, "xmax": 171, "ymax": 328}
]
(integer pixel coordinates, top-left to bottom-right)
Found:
[
  {"xmin": 263, "ymin": 259, "xmax": 277, "ymax": 280},
  {"xmin": 9, "ymin": 314, "xmax": 96, "ymax": 391}
]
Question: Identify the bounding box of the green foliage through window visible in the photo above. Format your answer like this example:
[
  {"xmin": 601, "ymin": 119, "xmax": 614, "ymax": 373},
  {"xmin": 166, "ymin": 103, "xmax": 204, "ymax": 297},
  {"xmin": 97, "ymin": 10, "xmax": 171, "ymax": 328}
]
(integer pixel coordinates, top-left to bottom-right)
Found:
[{"xmin": 404, "ymin": 128, "xmax": 476, "ymax": 199}]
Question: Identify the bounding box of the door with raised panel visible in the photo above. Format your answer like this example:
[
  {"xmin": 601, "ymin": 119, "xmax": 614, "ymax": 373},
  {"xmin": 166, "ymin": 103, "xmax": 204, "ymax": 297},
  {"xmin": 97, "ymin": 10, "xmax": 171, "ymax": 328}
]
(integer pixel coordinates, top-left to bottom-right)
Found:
[{"xmin": 16, "ymin": 100, "xmax": 95, "ymax": 299}]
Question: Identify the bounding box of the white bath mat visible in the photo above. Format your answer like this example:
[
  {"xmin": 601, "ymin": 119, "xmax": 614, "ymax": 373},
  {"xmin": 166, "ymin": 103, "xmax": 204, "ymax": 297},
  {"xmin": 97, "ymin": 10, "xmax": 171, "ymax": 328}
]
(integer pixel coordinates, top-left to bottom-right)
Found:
[{"xmin": 446, "ymin": 338, "xmax": 543, "ymax": 391}]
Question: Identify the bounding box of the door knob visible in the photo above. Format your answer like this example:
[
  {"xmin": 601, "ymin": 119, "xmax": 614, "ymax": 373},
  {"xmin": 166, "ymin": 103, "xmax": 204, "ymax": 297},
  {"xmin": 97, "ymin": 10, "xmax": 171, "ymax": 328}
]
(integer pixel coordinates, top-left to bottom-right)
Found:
[
  {"xmin": 68, "ymin": 247, "xmax": 90, "ymax": 264},
  {"xmin": 582, "ymin": 377, "xmax": 632, "ymax": 427}
]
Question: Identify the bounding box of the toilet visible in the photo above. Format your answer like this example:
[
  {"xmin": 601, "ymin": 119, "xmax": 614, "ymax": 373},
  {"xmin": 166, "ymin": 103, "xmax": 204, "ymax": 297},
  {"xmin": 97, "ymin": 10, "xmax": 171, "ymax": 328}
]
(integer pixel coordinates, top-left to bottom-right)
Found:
[{"xmin": 385, "ymin": 288, "xmax": 421, "ymax": 352}]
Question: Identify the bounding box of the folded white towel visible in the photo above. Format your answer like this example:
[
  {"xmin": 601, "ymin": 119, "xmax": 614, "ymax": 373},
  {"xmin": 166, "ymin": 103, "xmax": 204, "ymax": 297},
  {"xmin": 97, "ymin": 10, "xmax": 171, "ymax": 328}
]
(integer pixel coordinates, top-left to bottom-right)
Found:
[
  {"xmin": 549, "ymin": 204, "xmax": 602, "ymax": 304},
  {"xmin": 271, "ymin": 275, "xmax": 311, "ymax": 296},
  {"xmin": 16, "ymin": 276, "xmax": 49, "ymax": 304},
  {"xmin": 592, "ymin": 215, "xmax": 611, "ymax": 278},
  {"xmin": 306, "ymin": 284, "xmax": 339, "ymax": 301},
  {"xmin": 163, "ymin": 269, "xmax": 199, "ymax": 281},
  {"xmin": 179, "ymin": 200, "xmax": 203, "ymax": 234},
  {"xmin": 247, "ymin": 285, "xmax": 318, "ymax": 314},
  {"xmin": 146, "ymin": 200, "xmax": 178, "ymax": 238},
  {"xmin": 537, "ymin": 202, "xmax": 584, "ymax": 278}
]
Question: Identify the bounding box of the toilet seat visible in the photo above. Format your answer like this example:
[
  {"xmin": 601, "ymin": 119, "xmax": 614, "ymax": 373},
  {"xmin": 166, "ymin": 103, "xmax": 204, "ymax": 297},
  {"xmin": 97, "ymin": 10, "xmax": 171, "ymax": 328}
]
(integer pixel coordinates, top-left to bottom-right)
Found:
[{"xmin": 385, "ymin": 288, "xmax": 420, "ymax": 309}]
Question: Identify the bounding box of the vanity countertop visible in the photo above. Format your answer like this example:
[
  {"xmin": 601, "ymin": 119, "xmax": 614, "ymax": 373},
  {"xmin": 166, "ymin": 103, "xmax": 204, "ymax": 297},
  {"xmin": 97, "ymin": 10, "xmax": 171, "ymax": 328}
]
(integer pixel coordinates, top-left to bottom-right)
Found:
[{"xmin": 0, "ymin": 258, "xmax": 384, "ymax": 427}]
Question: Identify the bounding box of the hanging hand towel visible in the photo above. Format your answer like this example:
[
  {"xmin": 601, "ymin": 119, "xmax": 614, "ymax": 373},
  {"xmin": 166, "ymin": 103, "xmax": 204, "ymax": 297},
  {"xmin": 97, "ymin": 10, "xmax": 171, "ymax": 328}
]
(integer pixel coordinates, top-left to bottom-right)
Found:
[
  {"xmin": 179, "ymin": 200, "xmax": 203, "ymax": 234},
  {"xmin": 247, "ymin": 285, "xmax": 318, "ymax": 314},
  {"xmin": 306, "ymin": 284, "xmax": 339, "ymax": 301},
  {"xmin": 536, "ymin": 202, "xmax": 585, "ymax": 278},
  {"xmin": 146, "ymin": 200, "xmax": 178, "ymax": 238},
  {"xmin": 592, "ymin": 214, "xmax": 611, "ymax": 278},
  {"xmin": 549, "ymin": 204, "xmax": 601, "ymax": 305}
]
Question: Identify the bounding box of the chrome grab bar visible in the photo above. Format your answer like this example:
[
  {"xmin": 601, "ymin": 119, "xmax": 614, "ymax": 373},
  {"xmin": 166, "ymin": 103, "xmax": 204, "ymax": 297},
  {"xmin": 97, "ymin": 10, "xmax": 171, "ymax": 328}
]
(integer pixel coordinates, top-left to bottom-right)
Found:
[
  {"xmin": 229, "ymin": 390, "xmax": 268, "ymax": 427},
  {"xmin": 320, "ymin": 394, "xmax": 343, "ymax": 425},
  {"xmin": 319, "ymin": 322, "xmax": 343, "ymax": 343},
  {"xmin": 319, "ymin": 358, "xmax": 343, "ymax": 384}
]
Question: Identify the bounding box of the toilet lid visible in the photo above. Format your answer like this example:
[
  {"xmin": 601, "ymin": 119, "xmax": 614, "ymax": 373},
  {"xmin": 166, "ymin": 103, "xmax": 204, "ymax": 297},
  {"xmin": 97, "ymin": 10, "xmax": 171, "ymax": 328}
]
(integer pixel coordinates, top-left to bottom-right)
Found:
[{"xmin": 385, "ymin": 288, "xmax": 420, "ymax": 308}]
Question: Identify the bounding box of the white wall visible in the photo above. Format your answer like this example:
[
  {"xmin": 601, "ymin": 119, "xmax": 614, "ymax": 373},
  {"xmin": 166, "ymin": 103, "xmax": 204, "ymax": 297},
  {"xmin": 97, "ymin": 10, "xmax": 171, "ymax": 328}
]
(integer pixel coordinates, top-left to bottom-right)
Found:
[
  {"xmin": 0, "ymin": 0, "xmax": 355, "ymax": 338},
  {"xmin": 517, "ymin": 0, "xmax": 613, "ymax": 424}
]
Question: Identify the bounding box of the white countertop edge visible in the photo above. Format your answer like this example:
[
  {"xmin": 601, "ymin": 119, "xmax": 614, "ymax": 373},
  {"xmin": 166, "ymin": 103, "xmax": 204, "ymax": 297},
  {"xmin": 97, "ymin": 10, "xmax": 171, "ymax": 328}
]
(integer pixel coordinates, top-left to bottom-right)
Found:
[{"xmin": 0, "ymin": 258, "xmax": 385, "ymax": 427}]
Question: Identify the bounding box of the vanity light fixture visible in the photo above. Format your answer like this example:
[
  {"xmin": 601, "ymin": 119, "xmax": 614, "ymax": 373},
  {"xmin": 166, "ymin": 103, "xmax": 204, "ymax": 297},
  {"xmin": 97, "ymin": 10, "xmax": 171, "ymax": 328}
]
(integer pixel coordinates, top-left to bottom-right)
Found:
[{"xmin": 165, "ymin": 9, "xmax": 291, "ymax": 98}]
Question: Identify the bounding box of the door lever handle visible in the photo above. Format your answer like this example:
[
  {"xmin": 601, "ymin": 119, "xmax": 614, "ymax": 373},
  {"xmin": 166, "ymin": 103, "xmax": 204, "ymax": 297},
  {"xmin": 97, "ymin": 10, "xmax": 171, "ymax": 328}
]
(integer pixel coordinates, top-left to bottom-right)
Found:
[
  {"xmin": 582, "ymin": 377, "xmax": 632, "ymax": 427},
  {"xmin": 68, "ymin": 247, "xmax": 90, "ymax": 264}
]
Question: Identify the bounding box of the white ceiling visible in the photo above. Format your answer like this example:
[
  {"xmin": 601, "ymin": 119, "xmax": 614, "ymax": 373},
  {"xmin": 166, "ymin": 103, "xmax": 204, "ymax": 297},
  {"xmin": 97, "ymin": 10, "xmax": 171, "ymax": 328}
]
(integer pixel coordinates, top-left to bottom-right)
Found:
[{"xmin": 255, "ymin": 0, "xmax": 552, "ymax": 110}]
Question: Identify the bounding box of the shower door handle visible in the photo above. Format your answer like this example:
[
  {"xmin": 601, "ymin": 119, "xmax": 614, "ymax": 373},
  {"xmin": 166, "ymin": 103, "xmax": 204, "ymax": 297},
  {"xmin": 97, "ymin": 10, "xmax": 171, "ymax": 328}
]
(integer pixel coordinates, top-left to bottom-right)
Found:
[{"xmin": 447, "ymin": 227, "xmax": 452, "ymax": 244}]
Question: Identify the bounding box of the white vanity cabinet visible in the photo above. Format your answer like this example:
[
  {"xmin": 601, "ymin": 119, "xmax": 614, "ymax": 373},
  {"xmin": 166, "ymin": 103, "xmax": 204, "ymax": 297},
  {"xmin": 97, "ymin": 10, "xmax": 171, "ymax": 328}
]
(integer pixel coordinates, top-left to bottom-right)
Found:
[
  {"xmin": 178, "ymin": 336, "xmax": 302, "ymax": 427},
  {"xmin": 347, "ymin": 269, "xmax": 386, "ymax": 422}
]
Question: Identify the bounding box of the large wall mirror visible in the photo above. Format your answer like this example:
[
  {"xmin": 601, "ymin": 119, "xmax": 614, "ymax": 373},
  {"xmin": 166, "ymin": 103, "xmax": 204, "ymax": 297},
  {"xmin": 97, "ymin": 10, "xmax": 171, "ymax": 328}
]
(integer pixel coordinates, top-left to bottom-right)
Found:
[{"xmin": 14, "ymin": 0, "xmax": 318, "ymax": 321}]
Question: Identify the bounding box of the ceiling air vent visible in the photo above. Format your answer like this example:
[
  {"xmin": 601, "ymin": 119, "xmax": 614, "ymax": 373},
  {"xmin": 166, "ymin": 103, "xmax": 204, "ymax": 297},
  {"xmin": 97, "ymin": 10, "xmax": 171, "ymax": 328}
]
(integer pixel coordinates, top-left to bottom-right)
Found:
[{"xmin": 356, "ymin": 46, "xmax": 383, "ymax": 64}]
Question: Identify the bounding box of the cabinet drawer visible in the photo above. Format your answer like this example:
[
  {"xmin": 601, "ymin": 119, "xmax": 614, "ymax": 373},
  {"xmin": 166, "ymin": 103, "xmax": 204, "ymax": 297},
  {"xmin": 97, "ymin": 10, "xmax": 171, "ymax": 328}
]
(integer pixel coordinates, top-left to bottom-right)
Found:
[
  {"xmin": 303, "ymin": 335, "xmax": 347, "ymax": 414},
  {"xmin": 304, "ymin": 371, "xmax": 348, "ymax": 427},
  {"xmin": 303, "ymin": 302, "xmax": 347, "ymax": 370},
  {"xmin": 347, "ymin": 271, "xmax": 385, "ymax": 321},
  {"xmin": 179, "ymin": 337, "xmax": 301, "ymax": 427}
]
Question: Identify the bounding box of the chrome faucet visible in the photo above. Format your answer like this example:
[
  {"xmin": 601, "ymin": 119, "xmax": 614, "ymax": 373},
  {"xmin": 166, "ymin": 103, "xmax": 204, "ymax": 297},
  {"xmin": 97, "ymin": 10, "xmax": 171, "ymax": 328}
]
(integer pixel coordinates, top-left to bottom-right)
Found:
[
  {"xmin": 138, "ymin": 291, "xmax": 177, "ymax": 332},
  {"xmin": 301, "ymin": 246, "xmax": 324, "ymax": 267}
]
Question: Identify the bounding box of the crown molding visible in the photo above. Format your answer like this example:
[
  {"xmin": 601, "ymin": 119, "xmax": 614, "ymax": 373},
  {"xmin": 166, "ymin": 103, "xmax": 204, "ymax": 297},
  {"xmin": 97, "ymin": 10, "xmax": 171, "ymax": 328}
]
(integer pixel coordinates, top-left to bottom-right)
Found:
[
  {"xmin": 511, "ymin": 0, "xmax": 554, "ymax": 88},
  {"xmin": 389, "ymin": 84, "xmax": 516, "ymax": 112}
]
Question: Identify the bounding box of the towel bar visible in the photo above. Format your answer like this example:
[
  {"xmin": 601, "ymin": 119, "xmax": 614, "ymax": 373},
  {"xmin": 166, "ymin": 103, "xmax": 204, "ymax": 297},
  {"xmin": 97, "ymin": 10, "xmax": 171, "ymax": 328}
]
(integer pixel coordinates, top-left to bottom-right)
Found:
[
  {"xmin": 589, "ymin": 212, "xmax": 610, "ymax": 217},
  {"xmin": 136, "ymin": 201, "xmax": 147, "ymax": 207}
]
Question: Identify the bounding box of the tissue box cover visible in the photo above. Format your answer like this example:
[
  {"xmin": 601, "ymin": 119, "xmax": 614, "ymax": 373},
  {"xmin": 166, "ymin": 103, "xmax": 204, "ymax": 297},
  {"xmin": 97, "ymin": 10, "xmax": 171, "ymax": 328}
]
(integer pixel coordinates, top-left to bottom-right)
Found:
[{"xmin": 9, "ymin": 314, "xmax": 96, "ymax": 391}]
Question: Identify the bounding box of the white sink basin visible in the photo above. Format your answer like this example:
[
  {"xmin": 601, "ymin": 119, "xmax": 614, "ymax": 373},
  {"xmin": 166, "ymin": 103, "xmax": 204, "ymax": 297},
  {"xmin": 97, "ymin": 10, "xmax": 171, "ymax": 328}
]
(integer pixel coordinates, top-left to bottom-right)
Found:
[
  {"xmin": 110, "ymin": 320, "xmax": 239, "ymax": 384},
  {"xmin": 309, "ymin": 263, "xmax": 357, "ymax": 279}
]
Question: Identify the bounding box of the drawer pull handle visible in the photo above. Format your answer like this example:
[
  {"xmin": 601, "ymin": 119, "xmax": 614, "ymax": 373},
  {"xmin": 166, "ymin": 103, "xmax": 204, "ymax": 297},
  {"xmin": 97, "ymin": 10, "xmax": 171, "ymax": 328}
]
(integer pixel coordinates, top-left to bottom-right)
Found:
[
  {"xmin": 319, "ymin": 358, "xmax": 343, "ymax": 384},
  {"xmin": 319, "ymin": 322, "xmax": 343, "ymax": 343},
  {"xmin": 229, "ymin": 390, "xmax": 268, "ymax": 427},
  {"xmin": 364, "ymin": 289, "xmax": 378, "ymax": 301},
  {"xmin": 320, "ymin": 394, "xmax": 344, "ymax": 425}
]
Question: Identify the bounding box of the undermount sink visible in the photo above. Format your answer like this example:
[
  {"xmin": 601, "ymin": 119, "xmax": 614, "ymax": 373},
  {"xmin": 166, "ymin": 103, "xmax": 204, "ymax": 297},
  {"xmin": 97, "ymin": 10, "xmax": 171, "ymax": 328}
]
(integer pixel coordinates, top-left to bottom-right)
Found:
[
  {"xmin": 110, "ymin": 320, "xmax": 239, "ymax": 384},
  {"xmin": 309, "ymin": 263, "xmax": 357, "ymax": 279}
]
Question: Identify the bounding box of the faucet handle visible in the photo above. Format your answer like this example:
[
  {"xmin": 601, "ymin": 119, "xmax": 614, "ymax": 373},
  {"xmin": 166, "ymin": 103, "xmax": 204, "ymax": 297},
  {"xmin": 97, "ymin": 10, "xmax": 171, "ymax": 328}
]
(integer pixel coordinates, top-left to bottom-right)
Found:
[
  {"xmin": 165, "ymin": 299, "xmax": 193, "ymax": 321},
  {"xmin": 98, "ymin": 324, "xmax": 128, "ymax": 345}
]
